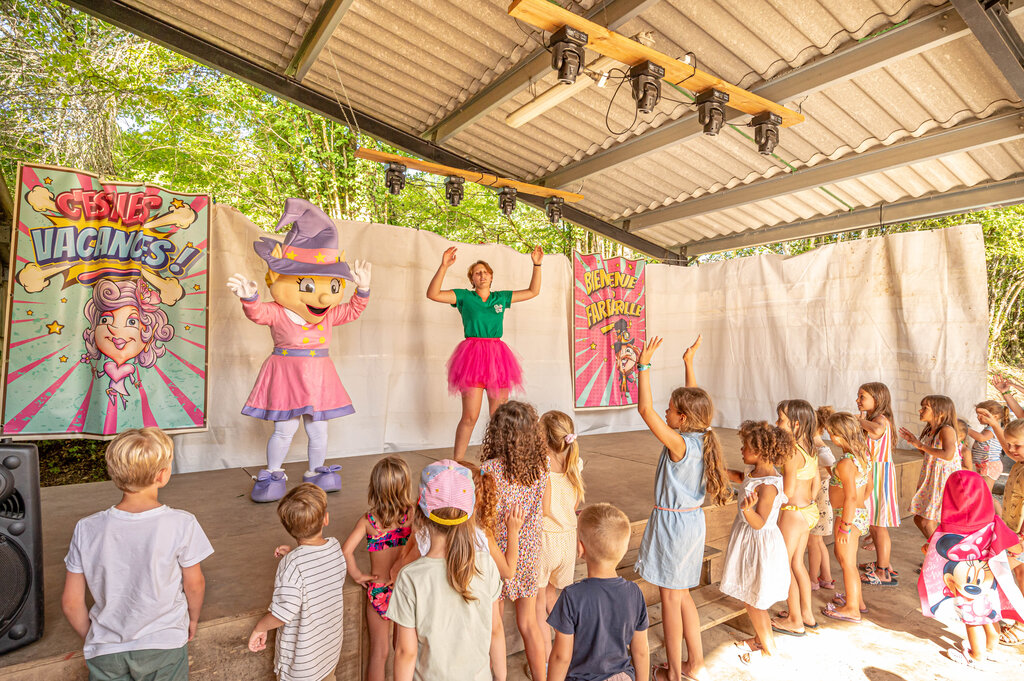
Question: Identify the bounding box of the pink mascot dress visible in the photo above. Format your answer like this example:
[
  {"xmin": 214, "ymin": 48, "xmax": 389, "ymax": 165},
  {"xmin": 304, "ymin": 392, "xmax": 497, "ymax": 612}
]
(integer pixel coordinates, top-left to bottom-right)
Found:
[{"xmin": 227, "ymin": 198, "xmax": 371, "ymax": 502}]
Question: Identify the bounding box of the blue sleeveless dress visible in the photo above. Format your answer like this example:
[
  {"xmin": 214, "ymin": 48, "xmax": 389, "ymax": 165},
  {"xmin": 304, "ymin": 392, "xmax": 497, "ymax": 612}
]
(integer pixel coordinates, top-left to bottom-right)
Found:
[{"xmin": 635, "ymin": 434, "xmax": 707, "ymax": 589}]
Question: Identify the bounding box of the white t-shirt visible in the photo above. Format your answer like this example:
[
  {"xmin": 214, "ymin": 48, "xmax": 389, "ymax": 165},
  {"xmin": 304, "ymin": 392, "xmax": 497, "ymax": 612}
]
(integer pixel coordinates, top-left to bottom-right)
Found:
[
  {"xmin": 415, "ymin": 525, "xmax": 488, "ymax": 555},
  {"xmin": 386, "ymin": 551, "xmax": 500, "ymax": 681},
  {"xmin": 64, "ymin": 505, "xmax": 214, "ymax": 659},
  {"xmin": 271, "ymin": 537, "xmax": 347, "ymax": 681}
]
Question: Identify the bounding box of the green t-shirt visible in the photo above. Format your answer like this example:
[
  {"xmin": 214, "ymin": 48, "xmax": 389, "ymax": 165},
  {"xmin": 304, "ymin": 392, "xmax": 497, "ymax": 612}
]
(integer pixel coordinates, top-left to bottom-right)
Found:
[
  {"xmin": 452, "ymin": 289, "xmax": 513, "ymax": 338},
  {"xmin": 385, "ymin": 552, "xmax": 500, "ymax": 681}
]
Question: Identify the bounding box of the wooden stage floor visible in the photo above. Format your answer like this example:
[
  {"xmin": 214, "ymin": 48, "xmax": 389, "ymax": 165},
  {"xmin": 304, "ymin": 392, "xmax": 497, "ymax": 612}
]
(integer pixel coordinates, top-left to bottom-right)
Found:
[{"xmin": 3, "ymin": 429, "xmax": 1021, "ymax": 680}]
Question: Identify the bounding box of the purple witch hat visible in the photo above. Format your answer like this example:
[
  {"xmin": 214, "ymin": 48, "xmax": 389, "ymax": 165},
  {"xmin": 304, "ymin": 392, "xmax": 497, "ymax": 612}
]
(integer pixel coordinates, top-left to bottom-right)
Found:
[{"xmin": 254, "ymin": 198, "xmax": 354, "ymax": 280}]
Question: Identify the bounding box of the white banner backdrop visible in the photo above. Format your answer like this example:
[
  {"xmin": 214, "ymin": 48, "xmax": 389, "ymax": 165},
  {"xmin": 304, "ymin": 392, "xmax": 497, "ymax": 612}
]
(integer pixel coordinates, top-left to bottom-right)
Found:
[{"xmin": 171, "ymin": 205, "xmax": 987, "ymax": 473}]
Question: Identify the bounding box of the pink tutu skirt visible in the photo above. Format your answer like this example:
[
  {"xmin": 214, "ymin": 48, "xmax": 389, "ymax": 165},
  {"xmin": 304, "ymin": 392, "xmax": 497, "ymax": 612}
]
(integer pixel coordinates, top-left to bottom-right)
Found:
[{"xmin": 447, "ymin": 337, "xmax": 523, "ymax": 394}]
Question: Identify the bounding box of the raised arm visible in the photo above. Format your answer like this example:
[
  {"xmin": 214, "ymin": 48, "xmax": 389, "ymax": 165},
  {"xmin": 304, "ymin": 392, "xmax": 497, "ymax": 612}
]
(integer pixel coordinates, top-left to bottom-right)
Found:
[
  {"xmin": 682, "ymin": 334, "xmax": 701, "ymax": 388},
  {"xmin": 510, "ymin": 245, "xmax": 543, "ymax": 303},
  {"xmin": 993, "ymin": 375, "xmax": 1024, "ymax": 418},
  {"xmin": 426, "ymin": 247, "xmax": 458, "ymax": 304},
  {"xmin": 636, "ymin": 336, "xmax": 686, "ymax": 460}
]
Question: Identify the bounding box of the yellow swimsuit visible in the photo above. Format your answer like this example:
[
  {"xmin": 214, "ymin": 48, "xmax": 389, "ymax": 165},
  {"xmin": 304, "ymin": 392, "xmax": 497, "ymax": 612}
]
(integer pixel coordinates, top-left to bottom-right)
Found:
[{"xmin": 781, "ymin": 446, "xmax": 821, "ymax": 530}]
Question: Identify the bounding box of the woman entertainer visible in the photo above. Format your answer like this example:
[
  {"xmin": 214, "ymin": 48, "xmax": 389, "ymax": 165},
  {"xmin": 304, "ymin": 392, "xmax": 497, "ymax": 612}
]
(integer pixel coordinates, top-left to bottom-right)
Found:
[{"xmin": 426, "ymin": 245, "xmax": 543, "ymax": 461}]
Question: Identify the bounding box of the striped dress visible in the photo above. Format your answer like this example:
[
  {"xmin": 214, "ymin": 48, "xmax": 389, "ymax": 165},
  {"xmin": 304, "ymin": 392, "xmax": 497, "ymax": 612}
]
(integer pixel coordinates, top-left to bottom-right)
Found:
[{"xmin": 866, "ymin": 421, "xmax": 900, "ymax": 527}]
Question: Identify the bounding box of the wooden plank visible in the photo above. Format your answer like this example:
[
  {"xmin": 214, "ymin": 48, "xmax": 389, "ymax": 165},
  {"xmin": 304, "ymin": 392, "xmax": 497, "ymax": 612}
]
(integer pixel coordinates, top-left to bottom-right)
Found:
[
  {"xmin": 508, "ymin": 0, "xmax": 804, "ymax": 127},
  {"xmin": 354, "ymin": 148, "xmax": 585, "ymax": 202}
]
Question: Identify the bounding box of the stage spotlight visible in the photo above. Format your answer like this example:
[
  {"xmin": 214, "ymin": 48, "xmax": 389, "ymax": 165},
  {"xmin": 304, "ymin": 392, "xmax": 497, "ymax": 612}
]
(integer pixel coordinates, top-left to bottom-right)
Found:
[
  {"xmin": 384, "ymin": 162, "xmax": 406, "ymax": 195},
  {"xmin": 444, "ymin": 176, "xmax": 465, "ymax": 206},
  {"xmin": 498, "ymin": 187, "xmax": 517, "ymax": 216},
  {"xmin": 549, "ymin": 26, "xmax": 588, "ymax": 85},
  {"xmin": 629, "ymin": 61, "xmax": 664, "ymax": 114},
  {"xmin": 545, "ymin": 196, "xmax": 564, "ymax": 224},
  {"xmin": 750, "ymin": 112, "xmax": 781, "ymax": 155},
  {"xmin": 695, "ymin": 89, "xmax": 729, "ymax": 136}
]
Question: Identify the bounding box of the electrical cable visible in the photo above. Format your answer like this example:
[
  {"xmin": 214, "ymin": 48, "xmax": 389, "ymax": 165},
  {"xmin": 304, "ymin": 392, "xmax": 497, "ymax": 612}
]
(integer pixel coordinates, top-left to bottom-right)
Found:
[{"xmin": 603, "ymin": 67, "xmax": 639, "ymax": 136}]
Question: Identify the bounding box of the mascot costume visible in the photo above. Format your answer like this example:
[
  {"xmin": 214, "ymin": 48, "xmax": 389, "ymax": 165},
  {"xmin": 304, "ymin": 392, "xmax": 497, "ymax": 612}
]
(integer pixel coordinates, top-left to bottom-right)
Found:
[{"xmin": 227, "ymin": 198, "xmax": 370, "ymax": 502}]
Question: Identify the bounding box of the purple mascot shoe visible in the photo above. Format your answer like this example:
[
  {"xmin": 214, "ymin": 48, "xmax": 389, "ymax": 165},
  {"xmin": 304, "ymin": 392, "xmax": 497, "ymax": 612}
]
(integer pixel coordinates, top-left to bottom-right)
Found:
[
  {"xmin": 304, "ymin": 465, "xmax": 342, "ymax": 493},
  {"xmin": 251, "ymin": 469, "xmax": 287, "ymax": 503}
]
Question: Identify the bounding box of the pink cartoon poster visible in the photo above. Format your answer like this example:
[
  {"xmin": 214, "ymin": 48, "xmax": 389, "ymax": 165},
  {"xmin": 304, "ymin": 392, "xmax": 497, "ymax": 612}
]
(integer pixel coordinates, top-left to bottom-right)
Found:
[
  {"xmin": 572, "ymin": 251, "xmax": 646, "ymax": 409},
  {"xmin": 1, "ymin": 164, "xmax": 210, "ymax": 438}
]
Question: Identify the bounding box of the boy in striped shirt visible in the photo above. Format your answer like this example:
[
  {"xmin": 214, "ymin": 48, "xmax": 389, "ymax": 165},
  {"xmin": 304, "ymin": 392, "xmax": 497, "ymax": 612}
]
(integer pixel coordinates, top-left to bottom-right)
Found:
[{"xmin": 248, "ymin": 484, "xmax": 347, "ymax": 681}]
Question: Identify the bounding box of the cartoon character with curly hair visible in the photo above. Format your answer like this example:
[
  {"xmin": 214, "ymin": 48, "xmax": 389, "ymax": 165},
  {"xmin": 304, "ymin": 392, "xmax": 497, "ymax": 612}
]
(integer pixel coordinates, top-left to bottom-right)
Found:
[{"xmin": 80, "ymin": 278, "xmax": 175, "ymax": 409}]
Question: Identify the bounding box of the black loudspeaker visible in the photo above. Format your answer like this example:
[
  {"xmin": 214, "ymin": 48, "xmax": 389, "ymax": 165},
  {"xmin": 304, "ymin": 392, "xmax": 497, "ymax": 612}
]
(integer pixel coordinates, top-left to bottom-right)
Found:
[{"xmin": 0, "ymin": 443, "xmax": 43, "ymax": 654}]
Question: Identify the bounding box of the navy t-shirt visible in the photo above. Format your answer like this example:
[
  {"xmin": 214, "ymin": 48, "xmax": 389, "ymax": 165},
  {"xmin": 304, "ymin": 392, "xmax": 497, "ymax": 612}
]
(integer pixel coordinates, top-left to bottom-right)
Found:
[{"xmin": 547, "ymin": 577, "xmax": 649, "ymax": 681}]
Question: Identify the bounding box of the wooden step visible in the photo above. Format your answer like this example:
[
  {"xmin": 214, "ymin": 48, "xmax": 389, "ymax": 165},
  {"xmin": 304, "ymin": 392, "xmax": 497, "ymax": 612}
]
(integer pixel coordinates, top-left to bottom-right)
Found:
[{"xmin": 505, "ymin": 583, "xmax": 748, "ymax": 681}]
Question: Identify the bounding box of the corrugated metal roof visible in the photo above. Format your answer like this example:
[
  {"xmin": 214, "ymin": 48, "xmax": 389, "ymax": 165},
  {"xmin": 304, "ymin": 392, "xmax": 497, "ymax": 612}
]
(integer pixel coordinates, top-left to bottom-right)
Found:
[{"xmin": 115, "ymin": 0, "xmax": 1024, "ymax": 252}]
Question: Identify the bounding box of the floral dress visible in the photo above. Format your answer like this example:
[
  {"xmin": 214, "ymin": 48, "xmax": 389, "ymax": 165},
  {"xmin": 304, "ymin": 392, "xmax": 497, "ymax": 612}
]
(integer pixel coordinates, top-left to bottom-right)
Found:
[
  {"xmin": 909, "ymin": 432, "xmax": 962, "ymax": 522},
  {"xmin": 481, "ymin": 457, "xmax": 548, "ymax": 600}
]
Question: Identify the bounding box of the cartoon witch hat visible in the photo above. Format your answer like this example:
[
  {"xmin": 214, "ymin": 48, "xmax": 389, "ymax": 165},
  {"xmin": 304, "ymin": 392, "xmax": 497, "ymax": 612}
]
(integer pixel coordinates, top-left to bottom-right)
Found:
[{"xmin": 253, "ymin": 198, "xmax": 354, "ymax": 280}]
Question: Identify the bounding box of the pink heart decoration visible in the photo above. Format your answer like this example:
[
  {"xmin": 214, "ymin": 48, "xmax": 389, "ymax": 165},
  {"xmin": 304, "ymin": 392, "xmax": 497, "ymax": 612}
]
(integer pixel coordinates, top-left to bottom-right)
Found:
[{"xmin": 103, "ymin": 362, "xmax": 136, "ymax": 382}]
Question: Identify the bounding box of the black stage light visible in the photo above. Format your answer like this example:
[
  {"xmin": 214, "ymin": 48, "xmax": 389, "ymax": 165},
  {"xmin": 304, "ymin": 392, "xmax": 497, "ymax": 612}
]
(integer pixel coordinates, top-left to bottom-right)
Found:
[
  {"xmin": 499, "ymin": 187, "xmax": 517, "ymax": 216},
  {"xmin": 384, "ymin": 162, "xmax": 406, "ymax": 195},
  {"xmin": 630, "ymin": 61, "xmax": 664, "ymax": 114},
  {"xmin": 548, "ymin": 26, "xmax": 588, "ymax": 85},
  {"xmin": 444, "ymin": 176, "xmax": 465, "ymax": 206},
  {"xmin": 695, "ymin": 89, "xmax": 729, "ymax": 136},
  {"xmin": 749, "ymin": 112, "xmax": 781, "ymax": 155},
  {"xmin": 545, "ymin": 196, "xmax": 564, "ymax": 224}
]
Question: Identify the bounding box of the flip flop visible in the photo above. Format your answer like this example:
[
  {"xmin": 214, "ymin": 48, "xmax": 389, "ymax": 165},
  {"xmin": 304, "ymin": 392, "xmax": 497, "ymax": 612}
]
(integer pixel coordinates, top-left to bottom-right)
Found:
[
  {"xmin": 861, "ymin": 566, "xmax": 899, "ymax": 586},
  {"xmin": 821, "ymin": 602, "xmax": 861, "ymax": 623},
  {"xmin": 858, "ymin": 561, "xmax": 899, "ymax": 576},
  {"xmin": 733, "ymin": 639, "xmax": 762, "ymax": 652},
  {"xmin": 831, "ymin": 593, "xmax": 868, "ymax": 613},
  {"xmin": 771, "ymin": 620, "xmax": 806, "ymax": 637},
  {"xmin": 945, "ymin": 647, "xmax": 985, "ymax": 669},
  {"xmin": 818, "ymin": 579, "xmax": 836, "ymax": 589},
  {"xmin": 773, "ymin": 611, "xmax": 818, "ymax": 629}
]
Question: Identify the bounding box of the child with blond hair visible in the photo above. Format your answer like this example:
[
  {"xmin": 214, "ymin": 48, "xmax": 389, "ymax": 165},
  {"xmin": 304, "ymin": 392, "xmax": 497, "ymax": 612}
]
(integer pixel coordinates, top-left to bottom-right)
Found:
[
  {"xmin": 821, "ymin": 412, "xmax": 873, "ymax": 623},
  {"xmin": 62, "ymin": 428, "xmax": 213, "ymax": 681},
  {"xmin": 389, "ymin": 460, "xmax": 501, "ymax": 681},
  {"xmin": 340, "ymin": 456, "xmax": 414, "ymax": 681},
  {"xmin": 248, "ymin": 483, "xmax": 346, "ymax": 681},
  {"xmin": 635, "ymin": 336, "xmax": 731, "ymax": 681},
  {"xmin": 547, "ymin": 503, "xmax": 649, "ymax": 681},
  {"xmin": 808, "ymin": 406, "xmax": 835, "ymax": 590},
  {"xmin": 969, "ymin": 400, "xmax": 1010, "ymax": 492},
  {"xmin": 536, "ymin": 410, "xmax": 586, "ymax": 658}
]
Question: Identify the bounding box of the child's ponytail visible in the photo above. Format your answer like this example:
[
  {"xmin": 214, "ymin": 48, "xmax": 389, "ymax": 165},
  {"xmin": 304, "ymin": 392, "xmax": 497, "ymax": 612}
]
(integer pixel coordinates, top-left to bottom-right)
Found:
[
  {"xmin": 422, "ymin": 507, "xmax": 479, "ymax": 603},
  {"xmin": 977, "ymin": 400, "xmax": 1011, "ymax": 428},
  {"xmin": 702, "ymin": 429, "xmax": 732, "ymax": 506},
  {"xmin": 541, "ymin": 410, "xmax": 585, "ymax": 503},
  {"xmin": 671, "ymin": 387, "xmax": 732, "ymax": 506}
]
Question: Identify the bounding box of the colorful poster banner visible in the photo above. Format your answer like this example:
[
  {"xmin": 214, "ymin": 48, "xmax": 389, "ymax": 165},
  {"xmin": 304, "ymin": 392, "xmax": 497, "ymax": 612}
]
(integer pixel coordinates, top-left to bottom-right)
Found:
[
  {"xmin": 573, "ymin": 251, "xmax": 646, "ymax": 409},
  {"xmin": 1, "ymin": 164, "xmax": 210, "ymax": 438}
]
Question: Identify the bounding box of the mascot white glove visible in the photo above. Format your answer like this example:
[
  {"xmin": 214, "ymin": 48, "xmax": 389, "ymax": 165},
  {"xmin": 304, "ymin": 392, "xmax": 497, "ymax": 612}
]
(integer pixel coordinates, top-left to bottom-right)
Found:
[
  {"xmin": 350, "ymin": 260, "xmax": 371, "ymax": 294},
  {"xmin": 226, "ymin": 273, "xmax": 258, "ymax": 299}
]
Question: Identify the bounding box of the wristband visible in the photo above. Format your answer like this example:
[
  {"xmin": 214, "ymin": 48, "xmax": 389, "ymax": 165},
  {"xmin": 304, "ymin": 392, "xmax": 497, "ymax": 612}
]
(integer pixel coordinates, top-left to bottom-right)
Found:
[
  {"xmin": 533, "ymin": 263, "xmax": 542, "ymax": 267},
  {"xmin": 838, "ymin": 526, "xmax": 851, "ymax": 536},
  {"xmin": 637, "ymin": 363, "xmax": 651, "ymax": 372},
  {"xmin": 1004, "ymin": 390, "xmax": 1014, "ymax": 396}
]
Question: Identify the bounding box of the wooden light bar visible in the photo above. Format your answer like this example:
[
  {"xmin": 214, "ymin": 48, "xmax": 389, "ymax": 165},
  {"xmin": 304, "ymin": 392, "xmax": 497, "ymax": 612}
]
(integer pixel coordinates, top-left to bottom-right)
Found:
[
  {"xmin": 508, "ymin": 0, "xmax": 805, "ymax": 127},
  {"xmin": 355, "ymin": 148, "xmax": 585, "ymax": 202}
]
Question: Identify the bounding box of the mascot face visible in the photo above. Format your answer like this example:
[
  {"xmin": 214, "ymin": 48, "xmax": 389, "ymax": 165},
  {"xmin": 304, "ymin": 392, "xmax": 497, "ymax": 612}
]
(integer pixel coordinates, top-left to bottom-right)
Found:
[
  {"xmin": 269, "ymin": 271, "xmax": 346, "ymax": 324},
  {"xmin": 95, "ymin": 305, "xmax": 144, "ymax": 365},
  {"xmin": 617, "ymin": 344, "xmax": 638, "ymax": 374},
  {"xmin": 942, "ymin": 559, "xmax": 997, "ymax": 599}
]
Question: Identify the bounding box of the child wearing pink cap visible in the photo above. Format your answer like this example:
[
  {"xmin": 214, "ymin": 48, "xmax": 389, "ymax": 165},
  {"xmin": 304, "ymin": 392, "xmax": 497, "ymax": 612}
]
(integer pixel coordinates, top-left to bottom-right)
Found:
[{"xmin": 388, "ymin": 460, "xmax": 500, "ymax": 681}]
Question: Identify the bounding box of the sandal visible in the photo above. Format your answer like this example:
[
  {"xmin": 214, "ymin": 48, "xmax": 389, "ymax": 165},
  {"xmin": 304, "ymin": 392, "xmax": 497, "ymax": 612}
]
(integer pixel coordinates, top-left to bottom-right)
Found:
[
  {"xmin": 831, "ymin": 593, "xmax": 868, "ymax": 612},
  {"xmin": 821, "ymin": 602, "xmax": 862, "ymax": 623},
  {"xmin": 1000, "ymin": 621, "xmax": 1024, "ymax": 646},
  {"xmin": 861, "ymin": 566, "xmax": 899, "ymax": 586},
  {"xmin": 773, "ymin": 611, "xmax": 818, "ymax": 629},
  {"xmin": 819, "ymin": 579, "xmax": 836, "ymax": 589},
  {"xmin": 858, "ymin": 561, "xmax": 899, "ymax": 576},
  {"xmin": 771, "ymin": 620, "xmax": 806, "ymax": 637}
]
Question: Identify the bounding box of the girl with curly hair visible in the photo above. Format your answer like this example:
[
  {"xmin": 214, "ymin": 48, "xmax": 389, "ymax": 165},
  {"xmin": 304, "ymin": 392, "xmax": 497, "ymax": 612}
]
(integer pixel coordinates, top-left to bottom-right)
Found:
[
  {"xmin": 81, "ymin": 278, "xmax": 174, "ymax": 410},
  {"xmin": 634, "ymin": 336, "xmax": 731, "ymax": 681},
  {"xmin": 720, "ymin": 421, "xmax": 795, "ymax": 663},
  {"xmin": 480, "ymin": 400, "xmax": 549, "ymax": 681}
]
